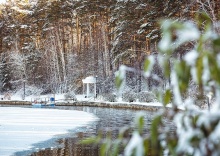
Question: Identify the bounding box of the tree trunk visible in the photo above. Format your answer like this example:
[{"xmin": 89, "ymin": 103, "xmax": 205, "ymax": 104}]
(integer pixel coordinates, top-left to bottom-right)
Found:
[{"xmin": 76, "ymin": 16, "xmax": 81, "ymax": 55}]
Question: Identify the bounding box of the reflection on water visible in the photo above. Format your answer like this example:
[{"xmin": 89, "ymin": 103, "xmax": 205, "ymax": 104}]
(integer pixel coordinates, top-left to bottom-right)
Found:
[
  {"xmin": 30, "ymin": 138, "xmax": 99, "ymax": 156},
  {"xmin": 15, "ymin": 106, "xmax": 174, "ymax": 156}
]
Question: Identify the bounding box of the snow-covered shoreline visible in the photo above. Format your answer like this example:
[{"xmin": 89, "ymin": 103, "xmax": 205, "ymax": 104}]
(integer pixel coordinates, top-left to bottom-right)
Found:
[{"xmin": 0, "ymin": 94, "xmax": 185, "ymax": 110}]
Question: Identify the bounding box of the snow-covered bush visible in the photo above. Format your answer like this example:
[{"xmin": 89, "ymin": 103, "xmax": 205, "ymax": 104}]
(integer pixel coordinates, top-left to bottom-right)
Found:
[
  {"xmin": 27, "ymin": 86, "xmax": 43, "ymax": 96},
  {"xmin": 14, "ymin": 85, "xmax": 43, "ymax": 98},
  {"xmin": 100, "ymin": 93, "xmax": 117, "ymax": 102},
  {"xmin": 82, "ymin": 14, "xmax": 220, "ymax": 156},
  {"xmin": 99, "ymin": 76, "xmax": 115, "ymax": 94},
  {"xmin": 64, "ymin": 91, "xmax": 77, "ymax": 101},
  {"xmin": 122, "ymin": 92, "xmax": 137, "ymax": 102},
  {"xmin": 136, "ymin": 91, "xmax": 157, "ymax": 103}
]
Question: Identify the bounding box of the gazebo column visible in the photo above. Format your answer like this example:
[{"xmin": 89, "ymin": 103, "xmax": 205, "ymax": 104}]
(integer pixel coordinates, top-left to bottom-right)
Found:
[
  {"xmin": 87, "ymin": 83, "xmax": 90, "ymax": 97},
  {"xmin": 83, "ymin": 83, "xmax": 85, "ymax": 97}
]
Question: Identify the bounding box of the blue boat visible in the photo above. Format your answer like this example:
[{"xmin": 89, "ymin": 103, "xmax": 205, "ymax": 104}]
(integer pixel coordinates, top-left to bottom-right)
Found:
[
  {"xmin": 32, "ymin": 97, "xmax": 55, "ymax": 108},
  {"xmin": 32, "ymin": 103, "xmax": 55, "ymax": 107},
  {"xmin": 32, "ymin": 103, "xmax": 46, "ymax": 107}
]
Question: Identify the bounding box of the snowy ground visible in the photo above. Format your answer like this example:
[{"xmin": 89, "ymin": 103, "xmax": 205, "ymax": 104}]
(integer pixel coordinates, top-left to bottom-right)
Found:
[
  {"xmin": 0, "ymin": 107, "xmax": 99, "ymax": 156},
  {"xmin": 1, "ymin": 93, "xmax": 163, "ymax": 105},
  {"xmin": 1, "ymin": 93, "xmax": 186, "ymax": 109}
]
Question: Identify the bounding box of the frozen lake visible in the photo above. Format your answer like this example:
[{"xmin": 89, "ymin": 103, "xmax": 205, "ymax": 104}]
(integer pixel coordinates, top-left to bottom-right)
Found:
[{"xmin": 0, "ymin": 107, "xmax": 98, "ymax": 156}]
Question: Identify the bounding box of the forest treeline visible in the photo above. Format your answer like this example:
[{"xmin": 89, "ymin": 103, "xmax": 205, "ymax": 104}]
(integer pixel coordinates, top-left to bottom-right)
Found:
[{"xmin": 0, "ymin": 0, "xmax": 219, "ymax": 94}]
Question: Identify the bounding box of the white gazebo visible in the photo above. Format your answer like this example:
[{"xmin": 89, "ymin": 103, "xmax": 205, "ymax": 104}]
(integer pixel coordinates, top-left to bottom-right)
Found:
[{"xmin": 82, "ymin": 76, "xmax": 97, "ymax": 98}]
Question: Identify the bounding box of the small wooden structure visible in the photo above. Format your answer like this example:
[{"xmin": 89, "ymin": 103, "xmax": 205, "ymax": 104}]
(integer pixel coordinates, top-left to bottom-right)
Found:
[{"xmin": 82, "ymin": 76, "xmax": 97, "ymax": 98}]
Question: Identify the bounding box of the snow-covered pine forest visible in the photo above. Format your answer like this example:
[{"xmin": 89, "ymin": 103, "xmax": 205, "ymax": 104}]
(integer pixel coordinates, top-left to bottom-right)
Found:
[{"xmin": 0, "ymin": 0, "xmax": 219, "ymax": 97}]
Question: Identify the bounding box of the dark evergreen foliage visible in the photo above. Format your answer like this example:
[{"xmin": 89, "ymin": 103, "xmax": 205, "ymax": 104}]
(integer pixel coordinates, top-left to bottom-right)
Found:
[{"xmin": 0, "ymin": 55, "xmax": 12, "ymax": 91}]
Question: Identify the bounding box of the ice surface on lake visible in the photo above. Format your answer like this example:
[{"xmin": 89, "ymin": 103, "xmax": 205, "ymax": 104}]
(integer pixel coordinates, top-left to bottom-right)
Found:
[{"xmin": 0, "ymin": 107, "xmax": 99, "ymax": 156}]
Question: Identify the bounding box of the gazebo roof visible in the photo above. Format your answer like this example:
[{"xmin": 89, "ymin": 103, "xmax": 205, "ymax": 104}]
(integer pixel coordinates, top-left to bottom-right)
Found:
[{"xmin": 82, "ymin": 76, "xmax": 96, "ymax": 83}]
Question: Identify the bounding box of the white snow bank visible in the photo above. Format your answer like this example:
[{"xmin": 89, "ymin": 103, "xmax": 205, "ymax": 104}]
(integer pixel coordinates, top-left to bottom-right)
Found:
[
  {"xmin": 3, "ymin": 93, "xmax": 186, "ymax": 110},
  {"xmin": 0, "ymin": 107, "xmax": 99, "ymax": 156},
  {"xmin": 9, "ymin": 94, "xmax": 65, "ymax": 101}
]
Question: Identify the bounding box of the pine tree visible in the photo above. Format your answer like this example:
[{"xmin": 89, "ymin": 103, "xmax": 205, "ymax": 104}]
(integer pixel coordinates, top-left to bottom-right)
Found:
[{"xmin": 0, "ymin": 55, "xmax": 12, "ymax": 92}]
